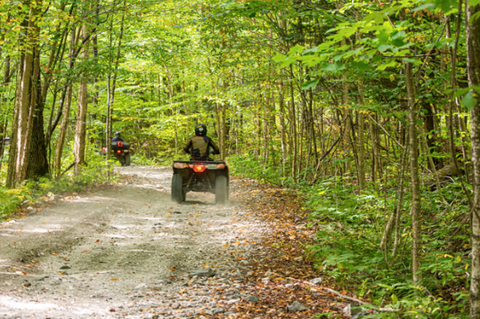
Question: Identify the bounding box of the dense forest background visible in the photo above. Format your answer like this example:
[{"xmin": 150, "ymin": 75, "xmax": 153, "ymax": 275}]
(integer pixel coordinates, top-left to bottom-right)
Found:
[{"xmin": 1, "ymin": 0, "xmax": 480, "ymax": 317}]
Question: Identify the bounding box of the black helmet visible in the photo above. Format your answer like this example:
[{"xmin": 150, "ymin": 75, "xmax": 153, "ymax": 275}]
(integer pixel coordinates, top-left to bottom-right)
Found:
[
  {"xmin": 195, "ymin": 124, "xmax": 207, "ymax": 136},
  {"xmin": 115, "ymin": 132, "xmax": 121, "ymax": 136}
]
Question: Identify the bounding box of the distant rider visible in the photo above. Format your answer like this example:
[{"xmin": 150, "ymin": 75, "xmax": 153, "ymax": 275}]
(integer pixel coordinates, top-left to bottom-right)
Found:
[
  {"xmin": 183, "ymin": 124, "xmax": 220, "ymax": 161},
  {"xmin": 112, "ymin": 132, "xmax": 124, "ymax": 143}
]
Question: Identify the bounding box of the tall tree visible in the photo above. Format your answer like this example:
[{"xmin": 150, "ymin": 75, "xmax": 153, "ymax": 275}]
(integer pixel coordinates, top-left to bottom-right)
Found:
[
  {"xmin": 6, "ymin": 0, "xmax": 43, "ymax": 188},
  {"xmin": 405, "ymin": 59, "xmax": 423, "ymax": 287},
  {"xmin": 54, "ymin": 28, "xmax": 77, "ymax": 176},
  {"xmin": 467, "ymin": 1, "xmax": 480, "ymax": 317},
  {"xmin": 74, "ymin": 19, "xmax": 90, "ymax": 175}
]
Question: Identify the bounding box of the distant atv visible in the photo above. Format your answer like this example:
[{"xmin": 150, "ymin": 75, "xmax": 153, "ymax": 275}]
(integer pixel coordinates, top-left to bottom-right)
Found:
[
  {"xmin": 106, "ymin": 141, "xmax": 131, "ymax": 166},
  {"xmin": 171, "ymin": 160, "xmax": 229, "ymax": 204}
]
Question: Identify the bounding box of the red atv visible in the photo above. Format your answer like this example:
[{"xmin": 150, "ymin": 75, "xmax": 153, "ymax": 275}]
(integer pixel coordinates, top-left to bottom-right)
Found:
[{"xmin": 171, "ymin": 160, "xmax": 229, "ymax": 204}]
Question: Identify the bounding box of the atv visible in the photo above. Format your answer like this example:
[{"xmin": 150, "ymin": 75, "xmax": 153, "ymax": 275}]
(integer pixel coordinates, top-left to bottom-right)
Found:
[
  {"xmin": 171, "ymin": 160, "xmax": 229, "ymax": 204},
  {"xmin": 109, "ymin": 141, "xmax": 131, "ymax": 166}
]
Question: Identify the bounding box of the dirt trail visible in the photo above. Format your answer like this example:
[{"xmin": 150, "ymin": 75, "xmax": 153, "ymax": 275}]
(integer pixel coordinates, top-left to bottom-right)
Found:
[{"xmin": 0, "ymin": 166, "xmax": 267, "ymax": 319}]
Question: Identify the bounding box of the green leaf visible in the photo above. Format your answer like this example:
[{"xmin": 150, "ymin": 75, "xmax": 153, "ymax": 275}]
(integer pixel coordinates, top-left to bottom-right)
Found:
[
  {"xmin": 351, "ymin": 61, "xmax": 370, "ymax": 71},
  {"xmin": 303, "ymin": 46, "xmax": 318, "ymax": 54},
  {"xmin": 363, "ymin": 12, "xmax": 386, "ymax": 23},
  {"xmin": 433, "ymin": 0, "xmax": 458, "ymax": 12},
  {"xmin": 377, "ymin": 30, "xmax": 390, "ymax": 44},
  {"xmin": 391, "ymin": 30, "xmax": 405, "ymax": 40},
  {"xmin": 376, "ymin": 60, "xmax": 398, "ymax": 71},
  {"xmin": 453, "ymin": 87, "xmax": 473, "ymax": 98},
  {"xmin": 462, "ymin": 92, "xmax": 478, "ymax": 111},
  {"xmin": 378, "ymin": 44, "xmax": 393, "ymax": 52},
  {"xmin": 336, "ymin": 26, "xmax": 357, "ymax": 39},
  {"xmin": 280, "ymin": 57, "xmax": 298, "ymax": 67},
  {"xmin": 472, "ymin": 11, "xmax": 480, "ymax": 22},
  {"xmin": 413, "ymin": 3, "xmax": 435, "ymax": 11},
  {"xmin": 323, "ymin": 62, "xmax": 344, "ymax": 73},
  {"xmin": 272, "ymin": 52, "xmax": 286, "ymax": 63},
  {"xmin": 299, "ymin": 55, "xmax": 322, "ymax": 67},
  {"xmin": 288, "ymin": 44, "xmax": 304, "ymax": 55},
  {"xmin": 301, "ymin": 79, "xmax": 319, "ymax": 90}
]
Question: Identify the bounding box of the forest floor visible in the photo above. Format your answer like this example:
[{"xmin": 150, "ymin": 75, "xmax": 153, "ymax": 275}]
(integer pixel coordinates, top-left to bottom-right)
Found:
[{"xmin": 0, "ymin": 166, "xmax": 358, "ymax": 319}]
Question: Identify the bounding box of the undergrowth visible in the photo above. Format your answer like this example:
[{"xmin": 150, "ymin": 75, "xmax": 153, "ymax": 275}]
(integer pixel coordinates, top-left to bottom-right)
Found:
[
  {"xmin": 303, "ymin": 176, "xmax": 469, "ymax": 318},
  {"xmin": 0, "ymin": 158, "xmax": 118, "ymax": 220},
  {"xmin": 230, "ymin": 154, "xmax": 470, "ymax": 318}
]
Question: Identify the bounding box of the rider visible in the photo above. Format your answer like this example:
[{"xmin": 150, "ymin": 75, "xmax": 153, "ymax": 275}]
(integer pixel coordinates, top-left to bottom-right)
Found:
[
  {"xmin": 184, "ymin": 124, "xmax": 220, "ymax": 161},
  {"xmin": 112, "ymin": 132, "xmax": 124, "ymax": 143}
]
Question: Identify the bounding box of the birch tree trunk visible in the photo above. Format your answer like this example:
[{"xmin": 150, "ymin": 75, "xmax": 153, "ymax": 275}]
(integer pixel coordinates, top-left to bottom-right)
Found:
[{"xmin": 467, "ymin": 1, "xmax": 480, "ymax": 317}]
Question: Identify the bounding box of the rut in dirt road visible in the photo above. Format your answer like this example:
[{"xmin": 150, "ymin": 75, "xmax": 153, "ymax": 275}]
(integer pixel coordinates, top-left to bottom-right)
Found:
[{"xmin": 0, "ymin": 166, "xmax": 267, "ymax": 318}]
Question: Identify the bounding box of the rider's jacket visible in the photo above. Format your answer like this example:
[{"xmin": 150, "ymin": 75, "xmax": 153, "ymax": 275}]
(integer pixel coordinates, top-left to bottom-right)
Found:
[
  {"xmin": 112, "ymin": 136, "xmax": 124, "ymax": 143},
  {"xmin": 184, "ymin": 136, "xmax": 220, "ymax": 161}
]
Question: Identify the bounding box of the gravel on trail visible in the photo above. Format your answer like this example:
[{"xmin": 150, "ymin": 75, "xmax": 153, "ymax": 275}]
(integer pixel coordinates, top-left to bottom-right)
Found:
[{"xmin": 0, "ymin": 166, "xmax": 351, "ymax": 319}]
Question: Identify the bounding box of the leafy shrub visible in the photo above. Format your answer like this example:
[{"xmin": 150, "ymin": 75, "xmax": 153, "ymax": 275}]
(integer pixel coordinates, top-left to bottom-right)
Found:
[
  {"xmin": 303, "ymin": 176, "xmax": 470, "ymax": 318},
  {"xmin": 0, "ymin": 186, "xmax": 32, "ymax": 218},
  {"xmin": 228, "ymin": 153, "xmax": 289, "ymax": 186}
]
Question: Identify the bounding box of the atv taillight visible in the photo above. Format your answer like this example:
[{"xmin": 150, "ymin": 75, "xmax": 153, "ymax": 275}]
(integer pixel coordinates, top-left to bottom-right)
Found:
[
  {"xmin": 192, "ymin": 164, "xmax": 206, "ymax": 173},
  {"xmin": 116, "ymin": 150, "xmax": 121, "ymax": 153}
]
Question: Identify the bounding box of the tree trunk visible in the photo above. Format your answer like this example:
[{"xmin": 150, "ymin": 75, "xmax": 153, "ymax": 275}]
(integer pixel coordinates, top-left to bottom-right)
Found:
[
  {"xmin": 357, "ymin": 79, "xmax": 366, "ymax": 191},
  {"xmin": 405, "ymin": 60, "xmax": 423, "ymax": 286},
  {"xmin": 53, "ymin": 27, "xmax": 77, "ymax": 176},
  {"xmin": 6, "ymin": 1, "xmax": 42, "ymax": 188},
  {"xmin": 263, "ymin": 96, "xmax": 270, "ymax": 165},
  {"xmin": 74, "ymin": 23, "xmax": 89, "ymax": 175},
  {"xmin": 278, "ymin": 75, "xmax": 287, "ymax": 179},
  {"xmin": 105, "ymin": 7, "xmax": 125, "ymax": 170},
  {"xmin": 446, "ymin": 8, "xmax": 463, "ymax": 174},
  {"xmin": 423, "ymin": 102, "xmax": 439, "ymax": 168},
  {"xmin": 26, "ymin": 45, "xmax": 49, "ymax": 179},
  {"xmin": 467, "ymin": 1, "xmax": 480, "ymax": 317},
  {"xmin": 289, "ymin": 65, "xmax": 297, "ymax": 181},
  {"xmin": 370, "ymin": 119, "xmax": 377, "ymax": 183},
  {"xmin": 54, "ymin": 85, "xmax": 73, "ymax": 176},
  {"xmin": 0, "ymin": 54, "xmax": 11, "ymax": 169},
  {"xmin": 308, "ymin": 85, "xmax": 318, "ymax": 173}
]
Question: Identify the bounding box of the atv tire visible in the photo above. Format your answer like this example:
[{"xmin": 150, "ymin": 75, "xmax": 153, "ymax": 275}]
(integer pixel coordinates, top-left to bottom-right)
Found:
[
  {"xmin": 215, "ymin": 174, "xmax": 228, "ymax": 204},
  {"xmin": 172, "ymin": 174, "xmax": 184, "ymax": 203}
]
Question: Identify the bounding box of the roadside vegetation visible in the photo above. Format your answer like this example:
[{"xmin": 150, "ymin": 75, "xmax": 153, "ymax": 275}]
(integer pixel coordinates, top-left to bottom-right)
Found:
[
  {"xmin": 231, "ymin": 154, "xmax": 470, "ymax": 318},
  {"xmin": 1, "ymin": 0, "xmax": 479, "ymax": 317},
  {"xmin": 0, "ymin": 157, "xmax": 114, "ymax": 218}
]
